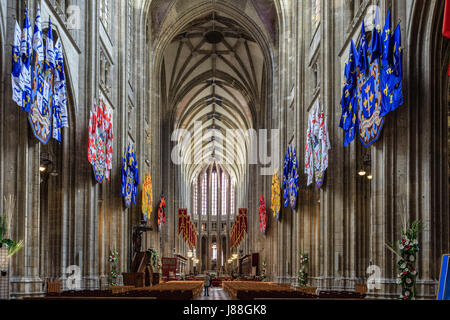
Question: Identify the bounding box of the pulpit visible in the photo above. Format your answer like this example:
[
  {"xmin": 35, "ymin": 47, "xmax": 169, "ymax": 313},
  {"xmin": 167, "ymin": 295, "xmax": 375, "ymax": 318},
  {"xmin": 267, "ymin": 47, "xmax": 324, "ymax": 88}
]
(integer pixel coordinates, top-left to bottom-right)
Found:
[
  {"xmin": 123, "ymin": 223, "xmax": 154, "ymax": 287},
  {"xmin": 123, "ymin": 251, "xmax": 153, "ymax": 287}
]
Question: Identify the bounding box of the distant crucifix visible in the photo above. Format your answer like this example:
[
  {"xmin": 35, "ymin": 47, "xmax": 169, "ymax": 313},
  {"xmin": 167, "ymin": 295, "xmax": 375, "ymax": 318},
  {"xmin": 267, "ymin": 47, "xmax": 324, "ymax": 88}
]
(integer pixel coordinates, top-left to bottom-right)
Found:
[{"xmin": 132, "ymin": 223, "xmax": 153, "ymax": 253}]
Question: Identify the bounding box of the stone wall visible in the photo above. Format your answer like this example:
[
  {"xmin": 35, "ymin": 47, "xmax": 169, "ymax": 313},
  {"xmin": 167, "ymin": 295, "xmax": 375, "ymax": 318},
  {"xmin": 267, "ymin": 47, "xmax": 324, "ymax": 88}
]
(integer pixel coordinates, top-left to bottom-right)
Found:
[{"xmin": 0, "ymin": 0, "xmax": 448, "ymax": 299}]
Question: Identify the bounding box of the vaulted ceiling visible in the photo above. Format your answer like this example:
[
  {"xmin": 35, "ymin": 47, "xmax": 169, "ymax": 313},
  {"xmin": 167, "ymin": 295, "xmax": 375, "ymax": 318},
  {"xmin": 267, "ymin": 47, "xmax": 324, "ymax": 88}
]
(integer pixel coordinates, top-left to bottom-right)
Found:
[{"xmin": 161, "ymin": 11, "xmax": 267, "ymax": 185}]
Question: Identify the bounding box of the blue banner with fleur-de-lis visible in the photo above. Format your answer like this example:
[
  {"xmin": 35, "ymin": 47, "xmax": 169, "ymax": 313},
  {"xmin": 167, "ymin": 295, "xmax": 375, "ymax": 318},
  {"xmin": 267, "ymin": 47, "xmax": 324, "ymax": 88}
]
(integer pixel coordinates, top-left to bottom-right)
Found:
[
  {"xmin": 339, "ymin": 8, "xmax": 403, "ymax": 148},
  {"xmin": 121, "ymin": 142, "xmax": 139, "ymax": 209},
  {"xmin": 282, "ymin": 145, "xmax": 299, "ymax": 211}
]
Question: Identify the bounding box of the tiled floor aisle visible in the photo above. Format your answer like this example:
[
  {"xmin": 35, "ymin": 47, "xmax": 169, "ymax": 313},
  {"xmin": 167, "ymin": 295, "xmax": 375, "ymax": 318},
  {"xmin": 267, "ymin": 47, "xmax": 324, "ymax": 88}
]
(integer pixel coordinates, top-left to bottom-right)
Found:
[{"xmin": 196, "ymin": 287, "xmax": 231, "ymax": 300}]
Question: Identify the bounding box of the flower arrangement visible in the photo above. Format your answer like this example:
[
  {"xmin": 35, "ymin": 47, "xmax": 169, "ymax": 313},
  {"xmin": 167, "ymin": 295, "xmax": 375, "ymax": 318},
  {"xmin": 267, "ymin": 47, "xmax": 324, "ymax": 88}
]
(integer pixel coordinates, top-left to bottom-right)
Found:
[
  {"xmin": 386, "ymin": 220, "xmax": 423, "ymax": 300},
  {"xmin": 261, "ymin": 261, "xmax": 267, "ymax": 282},
  {"xmin": 109, "ymin": 249, "xmax": 120, "ymax": 286},
  {"xmin": 147, "ymin": 248, "xmax": 161, "ymax": 271},
  {"xmin": 297, "ymin": 252, "xmax": 309, "ymax": 287},
  {"xmin": 109, "ymin": 248, "xmax": 118, "ymax": 263},
  {"xmin": 0, "ymin": 195, "xmax": 24, "ymax": 268}
]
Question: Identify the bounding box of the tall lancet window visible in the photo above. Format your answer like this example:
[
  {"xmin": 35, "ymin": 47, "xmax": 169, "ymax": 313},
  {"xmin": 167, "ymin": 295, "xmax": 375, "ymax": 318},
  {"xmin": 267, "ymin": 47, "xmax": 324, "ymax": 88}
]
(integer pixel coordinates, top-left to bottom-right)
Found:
[
  {"xmin": 100, "ymin": 0, "xmax": 110, "ymax": 33},
  {"xmin": 221, "ymin": 172, "xmax": 227, "ymax": 215},
  {"xmin": 211, "ymin": 169, "xmax": 217, "ymax": 216},
  {"xmin": 193, "ymin": 180, "xmax": 198, "ymax": 216},
  {"xmin": 212, "ymin": 244, "xmax": 217, "ymax": 260},
  {"xmin": 127, "ymin": 0, "xmax": 134, "ymax": 84},
  {"xmin": 312, "ymin": 0, "xmax": 321, "ymax": 30},
  {"xmin": 202, "ymin": 173, "xmax": 207, "ymax": 216},
  {"xmin": 230, "ymin": 182, "xmax": 235, "ymax": 217}
]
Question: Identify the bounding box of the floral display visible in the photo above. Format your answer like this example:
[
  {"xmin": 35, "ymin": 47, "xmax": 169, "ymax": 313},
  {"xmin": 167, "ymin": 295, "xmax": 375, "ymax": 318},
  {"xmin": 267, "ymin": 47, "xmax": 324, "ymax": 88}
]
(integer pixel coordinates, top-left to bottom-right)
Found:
[
  {"xmin": 109, "ymin": 249, "xmax": 119, "ymax": 286},
  {"xmin": 297, "ymin": 252, "xmax": 309, "ymax": 287},
  {"xmin": 261, "ymin": 261, "xmax": 267, "ymax": 282},
  {"xmin": 0, "ymin": 195, "xmax": 24, "ymax": 264},
  {"xmin": 147, "ymin": 248, "xmax": 161, "ymax": 272},
  {"xmin": 386, "ymin": 220, "xmax": 423, "ymax": 300}
]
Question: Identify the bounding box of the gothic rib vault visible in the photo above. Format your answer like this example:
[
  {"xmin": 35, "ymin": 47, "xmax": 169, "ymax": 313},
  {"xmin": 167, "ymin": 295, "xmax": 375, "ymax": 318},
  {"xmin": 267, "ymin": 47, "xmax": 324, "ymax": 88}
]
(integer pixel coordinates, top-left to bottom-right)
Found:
[{"xmin": 0, "ymin": 0, "xmax": 448, "ymax": 300}]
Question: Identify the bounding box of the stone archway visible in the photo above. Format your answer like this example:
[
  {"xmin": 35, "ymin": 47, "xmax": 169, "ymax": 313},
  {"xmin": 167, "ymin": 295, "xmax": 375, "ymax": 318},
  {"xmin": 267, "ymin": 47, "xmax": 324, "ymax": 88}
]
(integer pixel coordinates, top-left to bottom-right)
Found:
[
  {"xmin": 146, "ymin": 0, "xmax": 280, "ymax": 265},
  {"xmin": 398, "ymin": 1, "xmax": 450, "ymax": 298}
]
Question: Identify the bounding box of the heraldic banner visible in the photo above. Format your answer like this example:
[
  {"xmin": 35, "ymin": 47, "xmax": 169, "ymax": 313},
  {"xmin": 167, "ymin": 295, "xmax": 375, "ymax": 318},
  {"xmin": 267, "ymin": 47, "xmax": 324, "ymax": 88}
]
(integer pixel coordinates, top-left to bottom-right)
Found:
[
  {"xmin": 231, "ymin": 208, "xmax": 248, "ymax": 248},
  {"xmin": 142, "ymin": 174, "xmax": 153, "ymax": 223},
  {"xmin": 339, "ymin": 8, "xmax": 403, "ymax": 148},
  {"xmin": 178, "ymin": 209, "xmax": 197, "ymax": 249}
]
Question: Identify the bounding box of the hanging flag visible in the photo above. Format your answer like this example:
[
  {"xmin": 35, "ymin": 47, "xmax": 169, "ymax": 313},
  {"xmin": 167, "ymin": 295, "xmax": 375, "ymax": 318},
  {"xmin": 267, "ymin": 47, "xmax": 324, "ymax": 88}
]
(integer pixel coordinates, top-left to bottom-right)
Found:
[
  {"xmin": 356, "ymin": 17, "xmax": 385, "ymax": 148},
  {"xmin": 339, "ymin": 61, "xmax": 355, "ymax": 131},
  {"xmin": 29, "ymin": 7, "xmax": 52, "ymax": 144},
  {"xmin": 371, "ymin": 6, "xmax": 383, "ymax": 63},
  {"xmin": 20, "ymin": 5, "xmax": 32, "ymax": 112},
  {"xmin": 282, "ymin": 146, "xmax": 291, "ymax": 208},
  {"xmin": 12, "ymin": 21, "xmax": 22, "ymax": 107},
  {"xmin": 242, "ymin": 208, "xmax": 248, "ymax": 234},
  {"xmin": 344, "ymin": 97, "xmax": 358, "ymax": 147},
  {"xmin": 282, "ymin": 145, "xmax": 299, "ymax": 210},
  {"xmin": 88, "ymin": 99, "xmax": 114, "ymax": 183},
  {"xmin": 289, "ymin": 146, "xmax": 299, "ymax": 210},
  {"xmin": 270, "ymin": 172, "xmax": 281, "ymax": 220},
  {"xmin": 357, "ymin": 20, "xmax": 368, "ymax": 74},
  {"xmin": 142, "ymin": 173, "xmax": 153, "ymax": 223},
  {"xmin": 185, "ymin": 214, "xmax": 190, "ymax": 242},
  {"xmin": 52, "ymin": 38, "xmax": 69, "ymax": 142},
  {"xmin": 382, "ymin": 9, "xmax": 393, "ymax": 64},
  {"xmin": 349, "ymin": 39, "xmax": 359, "ymax": 77},
  {"xmin": 121, "ymin": 142, "xmax": 139, "ymax": 208},
  {"xmin": 317, "ymin": 106, "xmax": 331, "ymax": 188},
  {"xmin": 339, "ymin": 40, "xmax": 360, "ymax": 147},
  {"xmin": 381, "ymin": 23, "xmax": 403, "ymax": 117},
  {"xmin": 258, "ymin": 195, "xmax": 267, "ymax": 235},
  {"xmin": 444, "ymin": 0, "xmax": 450, "ymax": 75},
  {"xmin": 157, "ymin": 196, "xmax": 166, "ymax": 231},
  {"xmin": 391, "ymin": 24, "xmax": 404, "ymax": 111},
  {"xmin": 306, "ymin": 101, "xmax": 331, "ymax": 189}
]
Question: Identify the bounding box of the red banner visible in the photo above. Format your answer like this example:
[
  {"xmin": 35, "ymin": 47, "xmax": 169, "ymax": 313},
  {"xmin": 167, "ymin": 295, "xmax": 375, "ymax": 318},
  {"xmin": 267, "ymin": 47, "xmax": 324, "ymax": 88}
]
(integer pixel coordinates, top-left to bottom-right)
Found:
[
  {"xmin": 230, "ymin": 209, "xmax": 248, "ymax": 248},
  {"xmin": 178, "ymin": 209, "xmax": 187, "ymax": 236},
  {"xmin": 178, "ymin": 209, "xmax": 197, "ymax": 249},
  {"xmin": 444, "ymin": 0, "xmax": 450, "ymax": 75}
]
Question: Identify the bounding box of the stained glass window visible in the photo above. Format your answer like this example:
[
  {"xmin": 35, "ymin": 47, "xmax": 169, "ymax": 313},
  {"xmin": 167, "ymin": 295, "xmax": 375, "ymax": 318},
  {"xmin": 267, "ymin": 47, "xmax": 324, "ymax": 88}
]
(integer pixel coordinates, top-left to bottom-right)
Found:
[
  {"xmin": 230, "ymin": 182, "xmax": 235, "ymax": 217},
  {"xmin": 221, "ymin": 172, "xmax": 227, "ymax": 215},
  {"xmin": 193, "ymin": 180, "xmax": 198, "ymax": 216},
  {"xmin": 202, "ymin": 173, "xmax": 207, "ymax": 215},
  {"xmin": 100, "ymin": 0, "xmax": 110, "ymax": 32},
  {"xmin": 211, "ymin": 170, "xmax": 217, "ymax": 216}
]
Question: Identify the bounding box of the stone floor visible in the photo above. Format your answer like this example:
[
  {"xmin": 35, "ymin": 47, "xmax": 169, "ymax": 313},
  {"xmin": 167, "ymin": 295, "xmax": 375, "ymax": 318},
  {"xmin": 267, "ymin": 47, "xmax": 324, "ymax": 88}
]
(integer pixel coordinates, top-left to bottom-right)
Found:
[{"xmin": 196, "ymin": 287, "xmax": 231, "ymax": 300}]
